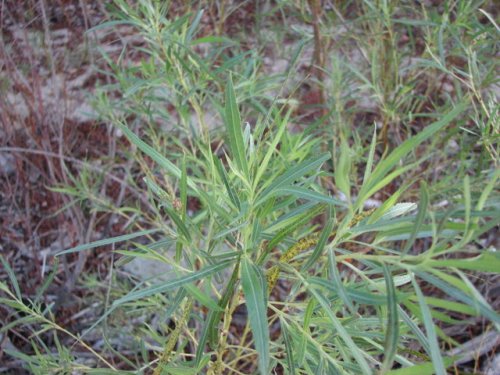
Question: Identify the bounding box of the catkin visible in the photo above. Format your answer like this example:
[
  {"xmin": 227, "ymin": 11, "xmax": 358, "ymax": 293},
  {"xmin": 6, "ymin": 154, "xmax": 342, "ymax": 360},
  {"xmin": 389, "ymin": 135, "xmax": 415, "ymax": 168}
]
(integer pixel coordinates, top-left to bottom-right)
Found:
[
  {"xmin": 266, "ymin": 208, "xmax": 375, "ymax": 294},
  {"xmin": 154, "ymin": 297, "xmax": 193, "ymax": 375},
  {"xmin": 266, "ymin": 265, "xmax": 281, "ymax": 292}
]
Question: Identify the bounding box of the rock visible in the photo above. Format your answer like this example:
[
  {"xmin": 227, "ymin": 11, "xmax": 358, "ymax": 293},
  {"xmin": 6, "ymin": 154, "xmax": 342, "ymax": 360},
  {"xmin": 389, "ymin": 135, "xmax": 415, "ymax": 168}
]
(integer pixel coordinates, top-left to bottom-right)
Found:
[{"xmin": 0, "ymin": 153, "xmax": 16, "ymax": 175}]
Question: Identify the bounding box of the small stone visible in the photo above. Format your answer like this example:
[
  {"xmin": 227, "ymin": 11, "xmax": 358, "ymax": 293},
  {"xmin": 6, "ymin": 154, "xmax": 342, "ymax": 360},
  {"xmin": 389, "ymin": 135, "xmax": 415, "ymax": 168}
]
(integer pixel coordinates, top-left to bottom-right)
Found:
[{"xmin": 0, "ymin": 153, "xmax": 16, "ymax": 175}]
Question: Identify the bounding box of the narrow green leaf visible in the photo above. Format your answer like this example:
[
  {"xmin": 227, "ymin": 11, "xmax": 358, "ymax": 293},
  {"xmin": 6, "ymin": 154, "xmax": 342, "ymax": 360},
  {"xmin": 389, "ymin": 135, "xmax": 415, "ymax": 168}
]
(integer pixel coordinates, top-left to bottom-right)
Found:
[
  {"xmin": 56, "ymin": 229, "xmax": 159, "ymax": 256},
  {"xmin": 205, "ymin": 262, "xmax": 240, "ymax": 352},
  {"xmin": 358, "ymin": 102, "xmax": 466, "ymax": 203},
  {"xmin": 463, "ymin": 175, "xmax": 471, "ymax": 237},
  {"xmin": 402, "ymin": 183, "xmax": 428, "ymax": 254},
  {"xmin": 307, "ymin": 283, "xmax": 372, "ymax": 375},
  {"xmin": 1, "ymin": 316, "xmax": 42, "ymax": 334},
  {"xmin": 114, "ymin": 260, "xmax": 232, "ymax": 305},
  {"xmin": 185, "ymin": 9, "xmax": 203, "ymax": 43},
  {"xmin": 115, "ymin": 122, "xmax": 199, "ymax": 193},
  {"xmin": 298, "ymin": 299, "xmax": 316, "ymax": 366},
  {"xmin": 315, "ymin": 358, "xmax": 325, "ymax": 375},
  {"xmin": 387, "ymin": 357, "xmax": 455, "ymax": 375},
  {"xmin": 281, "ymin": 319, "xmax": 296, "ymax": 374},
  {"xmin": 360, "ymin": 164, "xmax": 415, "ymax": 204},
  {"xmin": 438, "ymin": 18, "xmax": 447, "ymax": 66},
  {"xmin": 310, "ymin": 277, "xmax": 388, "ymax": 305},
  {"xmin": 164, "ymin": 205, "xmax": 192, "ymax": 242},
  {"xmin": 411, "ymin": 274, "xmax": 446, "ymax": 375},
  {"xmin": 476, "ymin": 169, "xmax": 499, "ymax": 211},
  {"xmin": 266, "ymin": 203, "xmax": 325, "ymax": 251},
  {"xmin": 326, "ymin": 248, "xmax": 355, "ymax": 314},
  {"xmin": 264, "ymin": 201, "xmax": 317, "ymax": 234},
  {"xmin": 398, "ymin": 306, "xmax": 431, "ymax": 353},
  {"xmin": 368, "ymin": 184, "xmax": 410, "ymax": 224},
  {"xmin": 253, "ymin": 111, "xmax": 289, "ymax": 190},
  {"xmin": 0, "ymin": 255, "xmax": 21, "ymax": 300},
  {"xmin": 34, "ymin": 258, "xmax": 59, "ymax": 304},
  {"xmin": 241, "ymin": 256, "xmax": 269, "ymax": 375},
  {"xmin": 191, "ymin": 35, "xmax": 235, "ymax": 45},
  {"xmin": 143, "ymin": 175, "xmax": 168, "ymax": 198},
  {"xmin": 302, "ymin": 217, "xmax": 335, "ymax": 272},
  {"xmin": 418, "ymin": 296, "xmax": 477, "ymax": 316},
  {"xmin": 224, "ymin": 75, "xmax": 249, "ymax": 178},
  {"xmin": 213, "ymin": 221, "xmax": 249, "ymax": 240},
  {"xmin": 276, "ymin": 186, "xmax": 345, "ymax": 207},
  {"xmin": 335, "ymin": 139, "xmax": 351, "ymax": 201},
  {"xmin": 183, "ymin": 283, "xmax": 222, "ymax": 312},
  {"xmin": 417, "ymin": 271, "xmax": 499, "ymax": 323},
  {"xmin": 197, "ymin": 313, "xmax": 222, "ymax": 366},
  {"xmin": 427, "ymin": 252, "xmax": 500, "ymax": 273},
  {"xmin": 157, "ymin": 363, "xmax": 199, "ymax": 375},
  {"xmin": 257, "ymin": 153, "xmax": 330, "ymax": 206},
  {"xmin": 381, "ymin": 264, "xmax": 399, "ymax": 373},
  {"xmin": 177, "ymin": 156, "xmax": 188, "ymax": 261},
  {"xmin": 362, "ymin": 126, "xmax": 377, "ymax": 185},
  {"xmin": 214, "ymin": 156, "xmax": 241, "ymax": 209},
  {"xmin": 180, "ymin": 156, "xmax": 188, "ymax": 221},
  {"xmin": 392, "ymin": 18, "xmax": 438, "ymax": 27},
  {"xmin": 422, "ymin": 269, "xmax": 500, "ymax": 324}
]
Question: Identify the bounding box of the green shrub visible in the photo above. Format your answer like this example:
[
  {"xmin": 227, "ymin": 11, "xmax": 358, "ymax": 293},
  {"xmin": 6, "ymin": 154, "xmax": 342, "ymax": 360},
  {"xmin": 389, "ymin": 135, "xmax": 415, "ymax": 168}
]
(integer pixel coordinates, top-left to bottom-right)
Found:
[{"xmin": 1, "ymin": 1, "xmax": 498, "ymax": 374}]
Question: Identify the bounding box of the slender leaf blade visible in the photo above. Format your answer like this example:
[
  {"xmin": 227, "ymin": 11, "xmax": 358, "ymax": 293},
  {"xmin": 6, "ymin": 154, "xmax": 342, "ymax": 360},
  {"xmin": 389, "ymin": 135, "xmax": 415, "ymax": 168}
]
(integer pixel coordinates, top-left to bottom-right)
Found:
[
  {"xmin": 381, "ymin": 264, "xmax": 399, "ymax": 373},
  {"xmin": 214, "ymin": 156, "xmax": 241, "ymax": 209},
  {"xmin": 326, "ymin": 248, "xmax": 355, "ymax": 313},
  {"xmin": 277, "ymin": 186, "xmax": 345, "ymax": 206},
  {"xmin": 403, "ymin": 183, "xmax": 428, "ymax": 254},
  {"xmin": 302, "ymin": 217, "xmax": 336, "ymax": 272},
  {"xmin": 224, "ymin": 75, "xmax": 249, "ymax": 178},
  {"xmin": 114, "ymin": 260, "xmax": 232, "ymax": 305},
  {"xmin": 257, "ymin": 153, "xmax": 330, "ymax": 206},
  {"xmin": 308, "ymin": 284, "xmax": 372, "ymax": 375},
  {"xmin": 56, "ymin": 229, "xmax": 159, "ymax": 256},
  {"xmin": 427, "ymin": 252, "xmax": 500, "ymax": 273},
  {"xmin": 358, "ymin": 102, "xmax": 466, "ymax": 203},
  {"xmin": 281, "ymin": 319, "xmax": 296, "ymax": 374},
  {"xmin": 411, "ymin": 274, "xmax": 446, "ymax": 375},
  {"xmin": 115, "ymin": 122, "xmax": 199, "ymax": 193},
  {"xmin": 241, "ymin": 256, "xmax": 269, "ymax": 375},
  {"xmin": 0, "ymin": 256, "xmax": 21, "ymax": 300}
]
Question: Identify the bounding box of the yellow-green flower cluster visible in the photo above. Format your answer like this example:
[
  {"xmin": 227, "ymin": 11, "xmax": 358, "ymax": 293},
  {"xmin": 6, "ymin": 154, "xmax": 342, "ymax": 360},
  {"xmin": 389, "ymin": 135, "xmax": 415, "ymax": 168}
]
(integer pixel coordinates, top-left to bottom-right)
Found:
[
  {"xmin": 266, "ymin": 208, "xmax": 375, "ymax": 293},
  {"xmin": 154, "ymin": 297, "xmax": 194, "ymax": 375}
]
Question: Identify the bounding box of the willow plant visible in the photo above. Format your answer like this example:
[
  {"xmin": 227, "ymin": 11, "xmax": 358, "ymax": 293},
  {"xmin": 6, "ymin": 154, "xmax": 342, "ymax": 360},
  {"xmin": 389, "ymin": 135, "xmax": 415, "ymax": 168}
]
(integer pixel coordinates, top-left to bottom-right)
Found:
[
  {"xmin": 49, "ymin": 76, "xmax": 498, "ymax": 374},
  {"xmin": 1, "ymin": 1, "xmax": 498, "ymax": 374}
]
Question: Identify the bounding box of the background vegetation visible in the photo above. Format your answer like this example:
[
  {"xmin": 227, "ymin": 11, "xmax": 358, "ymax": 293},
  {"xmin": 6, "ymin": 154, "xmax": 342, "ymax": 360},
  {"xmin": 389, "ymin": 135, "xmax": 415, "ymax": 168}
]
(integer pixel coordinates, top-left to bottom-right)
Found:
[{"xmin": 0, "ymin": 1, "xmax": 498, "ymax": 374}]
